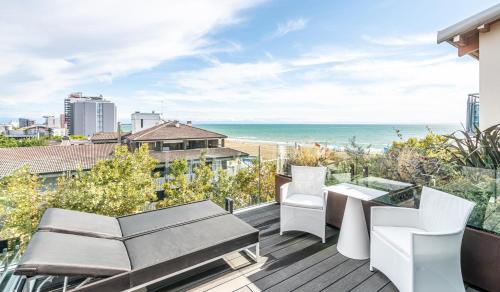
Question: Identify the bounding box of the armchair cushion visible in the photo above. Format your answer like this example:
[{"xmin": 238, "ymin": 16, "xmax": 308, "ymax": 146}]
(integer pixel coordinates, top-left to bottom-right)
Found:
[
  {"xmin": 282, "ymin": 194, "xmax": 324, "ymax": 210},
  {"xmin": 372, "ymin": 226, "xmax": 425, "ymax": 257}
]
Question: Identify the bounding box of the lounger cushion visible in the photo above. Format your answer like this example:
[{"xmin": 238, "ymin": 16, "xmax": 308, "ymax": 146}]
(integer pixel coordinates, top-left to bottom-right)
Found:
[
  {"xmin": 38, "ymin": 208, "xmax": 122, "ymax": 239},
  {"xmin": 118, "ymin": 200, "xmax": 226, "ymax": 237},
  {"xmin": 126, "ymin": 214, "xmax": 259, "ymax": 285},
  {"xmin": 16, "ymin": 232, "xmax": 131, "ymax": 277}
]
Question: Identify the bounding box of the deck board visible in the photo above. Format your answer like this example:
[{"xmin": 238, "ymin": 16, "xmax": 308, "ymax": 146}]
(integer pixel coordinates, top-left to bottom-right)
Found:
[
  {"xmin": 160, "ymin": 203, "xmax": 417, "ymax": 292},
  {"xmin": 350, "ymin": 271, "xmax": 391, "ymax": 292}
]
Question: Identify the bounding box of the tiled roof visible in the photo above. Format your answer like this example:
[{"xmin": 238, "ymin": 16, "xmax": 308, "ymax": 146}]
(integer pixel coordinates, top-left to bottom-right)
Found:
[
  {"xmin": 91, "ymin": 132, "xmax": 130, "ymax": 141},
  {"xmin": 0, "ymin": 144, "xmax": 117, "ymax": 178},
  {"xmin": 149, "ymin": 147, "xmax": 248, "ymax": 162},
  {"xmin": 127, "ymin": 121, "xmax": 226, "ymax": 141}
]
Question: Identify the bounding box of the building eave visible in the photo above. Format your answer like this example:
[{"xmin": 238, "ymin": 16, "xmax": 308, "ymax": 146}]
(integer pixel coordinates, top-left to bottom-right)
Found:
[
  {"xmin": 437, "ymin": 4, "xmax": 500, "ymax": 44},
  {"xmin": 437, "ymin": 4, "xmax": 500, "ymax": 59}
]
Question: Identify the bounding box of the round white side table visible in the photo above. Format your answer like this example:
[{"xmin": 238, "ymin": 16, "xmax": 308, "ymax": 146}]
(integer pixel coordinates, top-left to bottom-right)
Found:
[{"xmin": 326, "ymin": 183, "xmax": 387, "ymax": 260}]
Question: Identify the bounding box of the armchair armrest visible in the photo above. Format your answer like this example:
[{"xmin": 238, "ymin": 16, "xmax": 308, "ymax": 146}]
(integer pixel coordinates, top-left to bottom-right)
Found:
[
  {"xmin": 371, "ymin": 206, "xmax": 419, "ymax": 230},
  {"xmin": 280, "ymin": 182, "xmax": 293, "ymax": 203},
  {"xmin": 321, "ymin": 186, "xmax": 329, "ymax": 205},
  {"xmin": 412, "ymin": 230, "xmax": 464, "ymax": 262}
]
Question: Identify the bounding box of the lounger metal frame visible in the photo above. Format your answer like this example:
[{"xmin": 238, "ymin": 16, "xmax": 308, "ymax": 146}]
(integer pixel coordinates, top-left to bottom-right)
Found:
[
  {"xmin": 122, "ymin": 242, "xmax": 259, "ymax": 292},
  {"xmin": 22, "ymin": 243, "xmax": 259, "ymax": 292}
]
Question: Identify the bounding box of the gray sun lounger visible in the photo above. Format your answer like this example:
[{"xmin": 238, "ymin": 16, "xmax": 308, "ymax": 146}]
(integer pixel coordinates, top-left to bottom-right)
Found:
[
  {"xmin": 15, "ymin": 201, "xmax": 260, "ymax": 291},
  {"xmin": 37, "ymin": 200, "xmax": 226, "ymax": 239}
]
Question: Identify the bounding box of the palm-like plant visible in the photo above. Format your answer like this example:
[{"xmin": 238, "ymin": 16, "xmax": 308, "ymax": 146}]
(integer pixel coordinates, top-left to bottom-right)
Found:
[{"xmin": 446, "ymin": 124, "xmax": 500, "ymax": 170}]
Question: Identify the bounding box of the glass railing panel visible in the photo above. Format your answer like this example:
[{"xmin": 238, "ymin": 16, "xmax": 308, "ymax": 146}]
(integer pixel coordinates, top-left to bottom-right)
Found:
[
  {"xmin": 0, "ymin": 242, "xmax": 23, "ymax": 291},
  {"xmin": 212, "ymin": 143, "xmax": 279, "ymax": 210},
  {"xmin": 431, "ymin": 166, "xmax": 498, "ymax": 234},
  {"xmin": 278, "ymin": 148, "xmax": 499, "ymax": 235}
]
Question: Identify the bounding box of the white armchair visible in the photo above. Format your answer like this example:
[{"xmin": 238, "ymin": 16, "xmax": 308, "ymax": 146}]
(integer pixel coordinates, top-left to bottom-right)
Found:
[
  {"xmin": 280, "ymin": 165, "xmax": 328, "ymax": 243},
  {"xmin": 370, "ymin": 186, "xmax": 475, "ymax": 292}
]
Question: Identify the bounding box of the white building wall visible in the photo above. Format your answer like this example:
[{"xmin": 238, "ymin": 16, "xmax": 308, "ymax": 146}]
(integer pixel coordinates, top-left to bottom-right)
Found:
[
  {"xmin": 479, "ymin": 21, "xmax": 500, "ymax": 130},
  {"xmin": 131, "ymin": 112, "xmax": 161, "ymax": 133},
  {"xmin": 45, "ymin": 116, "xmax": 58, "ymax": 128}
]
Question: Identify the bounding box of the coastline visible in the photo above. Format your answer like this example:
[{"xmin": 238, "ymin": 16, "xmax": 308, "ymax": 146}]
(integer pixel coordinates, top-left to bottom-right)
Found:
[
  {"xmin": 225, "ymin": 139, "xmax": 281, "ymax": 161},
  {"xmin": 225, "ymin": 138, "xmax": 385, "ymax": 161},
  {"xmin": 198, "ymin": 123, "xmax": 459, "ymax": 156}
]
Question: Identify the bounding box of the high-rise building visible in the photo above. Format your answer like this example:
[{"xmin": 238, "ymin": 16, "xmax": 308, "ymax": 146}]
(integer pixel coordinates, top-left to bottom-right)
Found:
[
  {"xmin": 18, "ymin": 118, "xmax": 35, "ymax": 128},
  {"xmin": 59, "ymin": 114, "xmax": 66, "ymax": 128},
  {"xmin": 466, "ymin": 93, "xmax": 480, "ymax": 132},
  {"xmin": 64, "ymin": 93, "xmax": 117, "ymax": 136},
  {"xmin": 44, "ymin": 115, "xmax": 59, "ymax": 128},
  {"xmin": 131, "ymin": 111, "xmax": 162, "ymax": 133}
]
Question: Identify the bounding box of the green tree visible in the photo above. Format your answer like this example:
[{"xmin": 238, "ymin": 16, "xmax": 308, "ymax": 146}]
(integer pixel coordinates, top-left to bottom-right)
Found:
[
  {"xmin": 232, "ymin": 159, "xmax": 276, "ymax": 208},
  {"xmin": 68, "ymin": 135, "xmax": 88, "ymax": 140},
  {"xmin": 159, "ymin": 155, "xmax": 276, "ymax": 210},
  {"xmin": 159, "ymin": 155, "xmax": 215, "ymax": 207},
  {"xmin": 0, "ymin": 135, "xmax": 48, "ymax": 148},
  {"xmin": 158, "ymin": 159, "xmax": 194, "ymax": 207},
  {"xmin": 211, "ymin": 168, "xmax": 234, "ymax": 207},
  {"xmin": 190, "ymin": 156, "xmax": 214, "ymax": 200},
  {"xmin": 54, "ymin": 144, "xmax": 158, "ymax": 216},
  {"xmin": 345, "ymin": 136, "xmax": 371, "ymax": 176},
  {"xmin": 259, "ymin": 160, "xmax": 277, "ymax": 203},
  {"xmin": 233, "ymin": 163, "xmax": 255, "ymax": 207},
  {"xmin": 0, "ymin": 167, "xmax": 52, "ymax": 245},
  {"xmin": 0, "ymin": 135, "xmax": 18, "ymax": 147}
]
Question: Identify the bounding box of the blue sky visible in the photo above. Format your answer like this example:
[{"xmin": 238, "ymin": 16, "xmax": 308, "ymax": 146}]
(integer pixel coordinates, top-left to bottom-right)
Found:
[{"xmin": 0, "ymin": 0, "xmax": 498, "ymax": 124}]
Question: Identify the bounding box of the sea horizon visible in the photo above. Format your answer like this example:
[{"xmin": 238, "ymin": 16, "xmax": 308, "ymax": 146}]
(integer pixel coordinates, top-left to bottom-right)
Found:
[{"xmin": 193, "ymin": 123, "xmax": 462, "ymax": 151}]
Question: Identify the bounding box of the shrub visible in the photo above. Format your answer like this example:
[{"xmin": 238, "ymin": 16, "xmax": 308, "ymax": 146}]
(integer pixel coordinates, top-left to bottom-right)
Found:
[
  {"xmin": 0, "ymin": 144, "xmax": 158, "ymax": 245},
  {"xmin": 446, "ymin": 124, "xmax": 500, "ymax": 169},
  {"xmin": 54, "ymin": 145, "xmax": 158, "ymax": 216}
]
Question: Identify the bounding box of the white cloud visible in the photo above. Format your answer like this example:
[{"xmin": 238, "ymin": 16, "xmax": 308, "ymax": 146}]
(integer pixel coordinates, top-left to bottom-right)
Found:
[
  {"xmin": 269, "ymin": 18, "xmax": 308, "ymax": 39},
  {"xmin": 0, "ymin": 1, "xmax": 478, "ymax": 126},
  {"xmin": 131, "ymin": 48, "xmax": 478, "ymax": 124},
  {"xmin": 362, "ymin": 33, "xmax": 435, "ymax": 46},
  {"xmin": 0, "ymin": 0, "xmax": 264, "ymax": 117},
  {"xmin": 290, "ymin": 48, "xmax": 376, "ymax": 66}
]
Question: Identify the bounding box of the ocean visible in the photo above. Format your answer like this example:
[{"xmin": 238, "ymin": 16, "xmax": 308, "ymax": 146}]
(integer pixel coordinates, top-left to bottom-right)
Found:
[{"xmin": 195, "ymin": 124, "xmax": 461, "ymax": 151}]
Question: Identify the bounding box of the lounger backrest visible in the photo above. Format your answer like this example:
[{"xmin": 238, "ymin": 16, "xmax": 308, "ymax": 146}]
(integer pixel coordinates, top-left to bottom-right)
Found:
[
  {"xmin": 418, "ymin": 186, "xmax": 475, "ymax": 232},
  {"xmin": 291, "ymin": 165, "xmax": 326, "ymax": 197},
  {"xmin": 118, "ymin": 200, "xmax": 226, "ymax": 237},
  {"xmin": 37, "ymin": 200, "xmax": 227, "ymax": 239},
  {"xmin": 38, "ymin": 208, "xmax": 122, "ymax": 239},
  {"xmin": 15, "ymin": 232, "xmax": 131, "ymax": 277}
]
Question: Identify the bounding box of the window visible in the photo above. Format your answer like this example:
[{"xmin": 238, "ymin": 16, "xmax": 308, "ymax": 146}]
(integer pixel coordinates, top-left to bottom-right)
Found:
[{"xmin": 141, "ymin": 119, "xmax": 144, "ymax": 128}]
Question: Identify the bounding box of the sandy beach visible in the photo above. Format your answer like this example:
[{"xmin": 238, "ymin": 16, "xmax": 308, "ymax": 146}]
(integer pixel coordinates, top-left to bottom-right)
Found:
[{"xmin": 225, "ymin": 139, "xmax": 283, "ymax": 161}]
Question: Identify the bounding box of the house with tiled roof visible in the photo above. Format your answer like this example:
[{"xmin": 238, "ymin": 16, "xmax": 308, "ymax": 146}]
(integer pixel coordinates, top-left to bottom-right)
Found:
[
  {"xmin": 90, "ymin": 132, "xmax": 130, "ymax": 144},
  {"xmin": 125, "ymin": 120, "xmax": 248, "ymax": 178},
  {"xmin": 0, "ymin": 144, "xmax": 117, "ymax": 181},
  {"xmin": 125, "ymin": 121, "xmax": 226, "ymax": 150}
]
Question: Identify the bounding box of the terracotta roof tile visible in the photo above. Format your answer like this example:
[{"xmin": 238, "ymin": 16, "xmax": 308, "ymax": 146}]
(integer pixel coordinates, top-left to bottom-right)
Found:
[
  {"xmin": 0, "ymin": 144, "xmax": 117, "ymax": 178},
  {"xmin": 91, "ymin": 132, "xmax": 130, "ymax": 141},
  {"xmin": 127, "ymin": 122, "xmax": 226, "ymax": 141}
]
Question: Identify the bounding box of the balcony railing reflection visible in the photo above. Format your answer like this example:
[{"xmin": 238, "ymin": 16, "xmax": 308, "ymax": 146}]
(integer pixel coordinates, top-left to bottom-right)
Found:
[{"xmin": 278, "ymin": 153, "xmax": 499, "ymax": 235}]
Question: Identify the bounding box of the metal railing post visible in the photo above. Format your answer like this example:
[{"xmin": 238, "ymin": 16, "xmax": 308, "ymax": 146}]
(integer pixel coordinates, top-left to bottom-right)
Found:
[{"xmin": 224, "ymin": 197, "xmax": 234, "ymax": 213}]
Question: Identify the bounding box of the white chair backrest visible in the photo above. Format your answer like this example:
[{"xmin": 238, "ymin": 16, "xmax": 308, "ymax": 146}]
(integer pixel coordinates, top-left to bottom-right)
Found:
[
  {"xmin": 291, "ymin": 165, "xmax": 326, "ymax": 196},
  {"xmin": 419, "ymin": 186, "xmax": 475, "ymax": 232}
]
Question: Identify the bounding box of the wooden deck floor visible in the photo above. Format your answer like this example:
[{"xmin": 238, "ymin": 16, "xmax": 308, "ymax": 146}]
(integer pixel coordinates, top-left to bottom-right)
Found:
[{"xmin": 160, "ymin": 203, "xmax": 481, "ymax": 292}]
